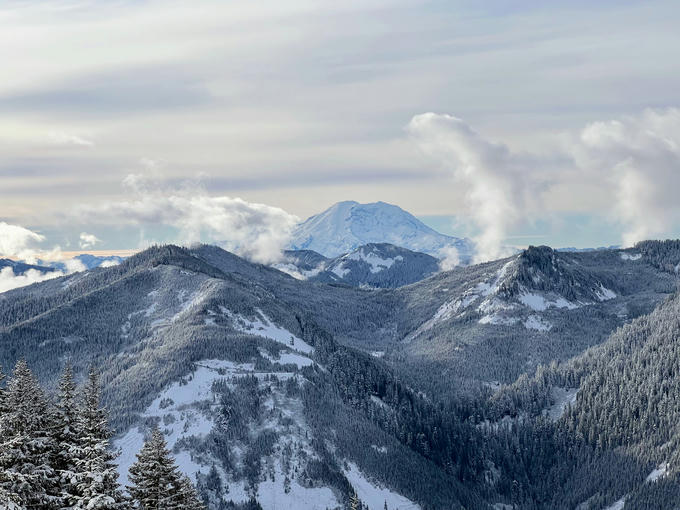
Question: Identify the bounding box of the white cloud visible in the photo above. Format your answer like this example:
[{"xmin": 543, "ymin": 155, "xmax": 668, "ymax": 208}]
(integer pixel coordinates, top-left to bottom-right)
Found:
[
  {"xmin": 0, "ymin": 222, "xmax": 45, "ymax": 259},
  {"xmin": 0, "ymin": 267, "xmax": 63, "ymax": 294},
  {"xmin": 74, "ymin": 177, "xmax": 299, "ymax": 263},
  {"xmin": 407, "ymin": 113, "xmax": 544, "ymax": 262},
  {"xmin": 48, "ymin": 131, "xmax": 94, "ymax": 147},
  {"xmin": 79, "ymin": 232, "xmax": 101, "ymax": 249},
  {"xmin": 437, "ymin": 245, "xmax": 460, "ymax": 271},
  {"xmin": 576, "ymin": 108, "xmax": 680, "ymax": 246}
]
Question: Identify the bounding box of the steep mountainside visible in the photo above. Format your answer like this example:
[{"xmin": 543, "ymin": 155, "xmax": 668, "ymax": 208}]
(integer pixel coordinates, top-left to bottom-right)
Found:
[
  {"xmin": 0, "ymin": 245, "xmax": 478, "ymax": 510},
  {"xmin": 278, "ymin": 243, "xmax": 440, "ymax": 288},
  {"xmin": 479, "ymin": 277, "xmax": 680, "ymax": 509},
  {"xmin": 290, "ymin": 201, "xmax": 473, "ymax": 260},
  {"xmin": 2, "ymin": 241, "xmax": 680, "ymax": 509}
]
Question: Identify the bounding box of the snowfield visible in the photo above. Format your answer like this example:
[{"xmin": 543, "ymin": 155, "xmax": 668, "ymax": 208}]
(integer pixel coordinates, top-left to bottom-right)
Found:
[
  {"xmin": 222, "ymin": 307, "xmax": 314, "ymax": 354},
  {"xmin": 343, "ymin": 462, "xmax": 421, "ymax": 510}
]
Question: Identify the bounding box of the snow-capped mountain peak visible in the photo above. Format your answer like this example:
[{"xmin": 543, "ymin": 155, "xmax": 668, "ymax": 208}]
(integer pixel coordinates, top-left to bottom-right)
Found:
[{"xmin": 289, "ymin": 201, "xmax": 472, "ymax": 260}]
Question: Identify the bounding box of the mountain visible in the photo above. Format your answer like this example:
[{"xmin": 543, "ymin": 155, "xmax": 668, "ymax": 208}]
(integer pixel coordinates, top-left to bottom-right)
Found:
[
  {"xmin": 290, "ymin": 200, "xmax": 473, "ymax": 260},
  {"xmin": 0, "ymin": 245, "xmax": 477, "ymax": 510},
  {"xmin": 2, "ymin": 241, "xmax": 680, "ymax": 509},
  {"xmin": 37, "ymin": 253, "xmax": 125, "ymax": 271},
  {"xmin": 0, "ymin": 258, "xmax": 56, "ymax": 275},
  {"xmin": 278, "ymin": 243, "xmax": 440, "ymax": 288}
]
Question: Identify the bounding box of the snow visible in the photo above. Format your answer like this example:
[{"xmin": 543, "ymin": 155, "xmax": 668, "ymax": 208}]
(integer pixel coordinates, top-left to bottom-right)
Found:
[
  {"xmin": 225, "ymin": 463, "xmax": 339, "ymax": 510},
  {"xmin": 478, "ymin": 260, "xmax": 515, "ymax": 297},
  {"xmin": 116, "ymin": 359, "xmax": 253, "ymax": 487},
  {"xmin": 370, "ymin": 395, "xmax": 389, "ymax": 410},
  {"xmin": 331, "ymin": 263, "xmax": 351, "ymax": 278},
  {"xmin": 604, "ymin": 497, "xmax": 626, "ymax": 510},
  {"xmin": 224, "ymin": 308, "xmax": 314, "ymax": 354},
  {"xmin": 646, "ymin": 463, "xmax": 668, "ymax": 483},
  {"xmin": 478, "ymin": 314, "xmax": 520, "ymax": 326},
  {"xmin": 344, "ymin": 462, "xmax": 420, "ymax": 510},
  {"xmin": 620, "ymin": 252, "xmax": 642, "ymax": 261},
  {"xmin": 289, "ymin": 200, "xmax": 471, "ymax": 258},
  {"xmin": 544, "ymin": 387, "xmax": 578, "ymax": 421},
  {"xmin": 524, "ymin": 315, "xmax": 552, "ymax": 331},
  {"xmin": 345, "ymin": 248, "xmax": 404, "ymax": 273},
  {"xmin": 277, "ymin": 352, "xmax": 314, "ymax": 368},
  {"xmin": 518, "ymin": 292, "xmax": 579, "ymax": 311},
  {"xmin": 596, "ymin": 284, "xmax": 616, "ymax": 301}
]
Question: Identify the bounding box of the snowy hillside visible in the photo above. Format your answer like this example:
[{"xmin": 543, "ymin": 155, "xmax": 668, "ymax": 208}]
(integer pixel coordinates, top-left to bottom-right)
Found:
[
  {"xmin": 289, "ymin": 201, "xmax": 472, "ymax": 261},
  {"xmin": 277, "ymin": 243, "xmax": 440, "ymax": 288}
]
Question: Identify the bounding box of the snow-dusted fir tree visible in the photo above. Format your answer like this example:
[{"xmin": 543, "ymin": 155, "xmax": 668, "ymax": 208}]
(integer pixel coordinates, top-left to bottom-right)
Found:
[
  {"xmin": 72, "ymin": 367, "xmax": 126, "ymax": 509},
  {"xmin": 179, "ymin": 474, "xmax": 206, "ymax": 510},
  {"xmin": 0, "ymin": 360, "xmax": 59, "ymax": 508},
  {"xmin": 127, "ymin": 428, "xmax": 185, "ymax": 509},
  {"xmin": 53, "ymin": 362, "xmax": 82, "ymax": 506}
]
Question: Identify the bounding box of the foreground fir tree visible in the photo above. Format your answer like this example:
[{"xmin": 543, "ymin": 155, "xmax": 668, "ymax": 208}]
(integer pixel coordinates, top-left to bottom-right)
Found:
[
  {"xmin": 127, "ymin": 427, "xmax": 203, "ymax": 509},
  {"xmin": 0, "ymin": 360, "xmax": 60, "ymax": 508},
  {"xmin": 53, "ymin": 362, "xmax": 82, "ymax": 506},
  {"xmin": 73, "ymin": 368, "xmax": 127, "ymax": 509}
]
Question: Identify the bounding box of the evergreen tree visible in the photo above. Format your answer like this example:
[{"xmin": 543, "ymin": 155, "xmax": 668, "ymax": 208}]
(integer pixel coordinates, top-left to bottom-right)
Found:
[
  {"xmin": 178, "ymin": 474, "xmax": 205, "ymax": 510},
  {"xmin": 349, "ymin": 490, "xmax": 360, "ymax": 510},
  {"xmin": 0, "ymin": 360, "xmax": 59, "ymax": 508},
  {"xmin": 73, "ymin": 367, "xmax": 126, "ymax": 509},
  {"xmin": 53, "ymin": 362, "xmax": 82, "ymax": 506},
  {"xmin": 127, "ymin": 428, "xmax": 184, "ymax": 509}
]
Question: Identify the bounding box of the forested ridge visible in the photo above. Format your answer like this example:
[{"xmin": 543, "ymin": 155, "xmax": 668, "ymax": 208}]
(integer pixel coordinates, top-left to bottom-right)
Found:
[{"xmin": 0, "ymin": 241, "xmax": 679, "ymax": 509}]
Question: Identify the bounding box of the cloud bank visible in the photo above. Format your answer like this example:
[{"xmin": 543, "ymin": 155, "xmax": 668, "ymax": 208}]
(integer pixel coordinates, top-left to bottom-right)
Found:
[
  {"xmin": 0, "ymin": 267, "xmax": 62, "ymax": 294},
  {"xmin": 0, "ymin": 222, "xmax": 46, "ymax": 259},
  {"xmin": 74, "ymin": 177, "xmax": 299, "ymax": 264}
]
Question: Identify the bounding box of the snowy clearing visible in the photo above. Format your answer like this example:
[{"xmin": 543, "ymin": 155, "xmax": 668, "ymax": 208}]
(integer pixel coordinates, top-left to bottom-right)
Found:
[
  {"xmin": 524, "ymin": 314, "xmax": 552, "ymax": 331},
  {"xmin": 544, "ymin": 387, "xmax": 578, "ymax": 421},
  {"xmin": 646, "ymin": 463, "xmax": 668, "ymax": 483},
  {"xmin": 223, "ymin": 308, "xmax": 314, "ymax": 354},
  {"xmin": 344, "ymin": 462, "xmax": 421, "ymax": 510}
]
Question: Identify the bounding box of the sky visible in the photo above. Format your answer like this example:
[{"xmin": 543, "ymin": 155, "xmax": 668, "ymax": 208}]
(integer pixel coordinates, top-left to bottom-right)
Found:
[{"xmin": 2, "ymin": 0, "xmax": 680, "ymax": 262}]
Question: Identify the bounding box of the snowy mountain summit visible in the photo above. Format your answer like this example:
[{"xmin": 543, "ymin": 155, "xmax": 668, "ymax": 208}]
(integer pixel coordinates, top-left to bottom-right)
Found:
[{"xmin": 290, "ymin": 200, "xmax": 473, "ymax": 260}]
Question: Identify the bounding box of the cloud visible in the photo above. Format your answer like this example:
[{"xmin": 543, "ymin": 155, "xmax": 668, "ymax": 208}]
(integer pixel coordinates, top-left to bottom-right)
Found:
[
  {"xmin": 0, "ymin": 222, "xmax": 45, "ymax": 259},
  {"xmin": 407, "ymin": 113, "xmax": 546, "ymax": 262},
  {"xmin": 0, "ymin": 222, "xmax": 92, "ymax": 293},
  {"xmin": 575, "ymin": 108, "xmax": 680, "ymax": 247},
  {"xmin": 0, "ymin": 267, "xmax": 62, "ymax": 294},
  {"xmin": 437, "ymin": 245, "xmax": 460, "ymax": 271},
  {"xmin": 74, "ymin": 177, "xmax": 299, "ymax": 263},
  {"xmin": 79, "ymin": 232, "xmax": 101, "ymax": 249},
  {"xmin": 48, "ymin": 131, "xmax": 94, "ymax": 147}
]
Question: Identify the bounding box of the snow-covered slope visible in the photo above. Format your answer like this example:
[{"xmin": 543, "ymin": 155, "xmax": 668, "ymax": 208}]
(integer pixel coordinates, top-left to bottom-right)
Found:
[
  {"xmin": 290, "ymin": 201, "xmax": 472, "ymax": 261},
  {"xmin": 278, "ymin": 243, "xmax": 440, "ymax": 288}
]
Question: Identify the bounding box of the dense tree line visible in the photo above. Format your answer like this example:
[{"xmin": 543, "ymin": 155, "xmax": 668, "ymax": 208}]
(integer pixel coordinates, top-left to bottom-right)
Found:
[{"xmin": 0, "ymin": 361, "xmax": 206, "ymax": 509}]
